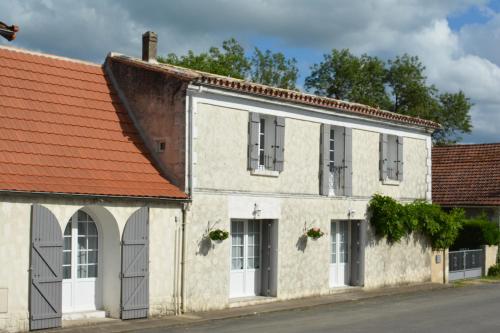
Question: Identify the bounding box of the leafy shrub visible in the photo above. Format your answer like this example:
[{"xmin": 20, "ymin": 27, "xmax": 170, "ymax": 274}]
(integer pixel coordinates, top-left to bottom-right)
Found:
[
  {"xmin": 488, "ymin": 264, "xmax": 500, "ymax": 277},
  {"xmin": 368, "ymin": 194, "xmax": 409, "ymax": 243},
  {"xmin": 452, "ymin": 214, "xmax": 500, "ymax": 250},
  {"xmin": 368, "ymin": 195, "xmax": 464, "ymax": 249}
]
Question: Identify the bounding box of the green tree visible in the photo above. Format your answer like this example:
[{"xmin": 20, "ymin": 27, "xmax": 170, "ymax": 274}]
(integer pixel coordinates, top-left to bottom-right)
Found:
[
  {"xmin": 251, "ymin": 48, "xmax": 298, "ymax": 90},
  {"xmin": 158, "ymin": 38, "xmax": 298, "ymax": 89},
  {"xmin": 158, "ymin": 38, "xmax": 250, "ymax": 79},
  {"xmin": 305, "ymin": 49, "xmax": 391, "ymax": 109},
  {"xmin": 305, "ymin": 50, "xmax": 473, "ymax": 145}
]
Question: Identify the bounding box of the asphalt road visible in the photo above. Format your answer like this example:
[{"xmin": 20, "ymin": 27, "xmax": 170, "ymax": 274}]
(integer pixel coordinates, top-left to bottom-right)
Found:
[{"xmin": 146, "ymin": 283, "xmax": 500, "ymax": 333}]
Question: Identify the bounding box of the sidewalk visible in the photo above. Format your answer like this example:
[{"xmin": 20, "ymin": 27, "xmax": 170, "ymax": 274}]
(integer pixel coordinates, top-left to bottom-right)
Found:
[{"xmin": 46, "ymin": 283, "xmax": 451, "ymax": 333}]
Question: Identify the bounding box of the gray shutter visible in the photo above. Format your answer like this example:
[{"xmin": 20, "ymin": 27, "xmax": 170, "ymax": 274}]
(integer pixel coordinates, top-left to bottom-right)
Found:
[
  {"xmin": 274, "ymin": 116, "xmax": 285, "ymax": 172},
  {"xmin": 350, "ymin": 220, "xmax": 365, "ymax": 286},
  {"xmin": 320, "ymin": 124, "xmax": 330, "ymax": 195},
  {"xmin": 30, "ymin": 205, "xmax": 63, "ymax": 331},
  {"xmin": 248, "ymin": 113, "xmax": 260, "ymax": 170},
  {"xmin": 121, "ymin": 207, "xmax": 149, "ymax": 320},
  {"xmin": 397, "ymin": 136, "xmax": 404, "ymax": 181},
  {"xmin": 379, "ymin": 133, "xmax": 388, "ymax": 180},
  {"xmin": 261, "ymin": 220, "xmax": 277, "ymax": 297},
  {"xmin": 343, "ymin": 128, "xmax": 353, "ymax": 197}
]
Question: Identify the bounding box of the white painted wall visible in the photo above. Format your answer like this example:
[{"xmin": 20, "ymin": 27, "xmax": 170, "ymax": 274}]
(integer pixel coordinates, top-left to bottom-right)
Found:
[
  {"xmin": 181, "ymin": 96, "xmax": 433, "ymax": 312},
  {"xmin": 0, "ymin": 196, "xmax": 182, "ymax": 333}
]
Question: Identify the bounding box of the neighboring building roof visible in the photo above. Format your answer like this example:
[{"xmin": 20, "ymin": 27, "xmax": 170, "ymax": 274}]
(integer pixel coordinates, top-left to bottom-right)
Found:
[
  {"xmin": 0, "ymin": 46, "xmax": 186, "ymax": 199},
  {"xmin": 432, "ymin": 143, "xmax": 500, "ymax": 206},
  {"xmin": 109, "ymin": 53, "xmax": 440, "ymax": 130}
]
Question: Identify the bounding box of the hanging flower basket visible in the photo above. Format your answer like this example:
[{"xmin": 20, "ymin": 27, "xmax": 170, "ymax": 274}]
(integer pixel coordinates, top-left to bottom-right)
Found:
[
  {"xmin": 208, "ymin": 229, "xmax": 229, "ymax": 242},
  {"xmin": 306, "ymin": 227, "xmax": 324, "ymax": 239}
]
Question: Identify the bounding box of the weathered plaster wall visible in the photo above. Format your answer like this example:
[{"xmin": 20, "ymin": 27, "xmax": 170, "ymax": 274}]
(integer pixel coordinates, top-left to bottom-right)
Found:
[
  {"xmin": 184, "ymin": 193, "xmax": 433, "ymax": 312},
  {"xmin": 363, "ymin": 224, "xmax": 432, "ymax": 288},
  {"xmin": 106, "ymin": 58, "xmax": 188, "ymax": 191},
  {"xmin": 484, "ymin": 245, "xmax": 498, "ymax": 274},
  {"xmin": 193, "ymin": 103, "xmax": 429, "ymax": 200},
  {"xmin": 0, "ymin": 196, "xmax": 181, "ymax": 333}
]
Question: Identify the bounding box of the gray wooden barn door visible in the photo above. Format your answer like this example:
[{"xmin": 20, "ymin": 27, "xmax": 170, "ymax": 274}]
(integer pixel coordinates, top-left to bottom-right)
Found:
[
  {"xmin": 30, "ymin": 205, "xmax": 63, "ymax": 330},
  {"xmin": 121, "ymin": 207, "xmax": 149, "ymax": 320}
]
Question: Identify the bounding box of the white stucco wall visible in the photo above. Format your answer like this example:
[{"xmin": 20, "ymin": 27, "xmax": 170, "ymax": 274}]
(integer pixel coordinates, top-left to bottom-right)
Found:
[
  {"xmin": 193, "ymin": 102, "xmax": 429, "ymax": 200},
  {"xmin": 0, "ymin": 196, "xmax": 182, "ymax": 333},
  {"xmin": 182, "ymin": 100, "xmax": 433, "ymax": 312},
  {"xmin": 184, "ymin": 193, "xmax": 433, "ymax": 312}
]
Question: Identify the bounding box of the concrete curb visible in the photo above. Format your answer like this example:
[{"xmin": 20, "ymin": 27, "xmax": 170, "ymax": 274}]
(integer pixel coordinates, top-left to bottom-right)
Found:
[{"xmin": 45, "ymin": 283, "xmax": 452, "ymax": 333}]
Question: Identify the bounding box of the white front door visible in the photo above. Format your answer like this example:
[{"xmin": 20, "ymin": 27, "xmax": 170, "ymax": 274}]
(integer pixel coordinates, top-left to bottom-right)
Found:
[
  {"xmin": 330, "ymin": 220, "xmax": 350, "ymax": 287},
  {"xmin": 230, "ymin": 220, "xmax": 262, "ymax": 298},
  {"xmin": 62, "ymin": 210, "xmax": 100, "ymax": 313}
]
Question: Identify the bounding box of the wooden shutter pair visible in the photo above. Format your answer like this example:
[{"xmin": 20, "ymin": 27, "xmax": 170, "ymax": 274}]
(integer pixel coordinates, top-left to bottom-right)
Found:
[
  {"xmin": 379, "ymin": 134, "xmax": 404, "ymax": 181},
  {"xmin": 248, "ymin": 113, "xmax": 285, "ymax": 172},
  {"xmin": 320, "ymin": 124, "xmax": 352, "ymax": 196}
]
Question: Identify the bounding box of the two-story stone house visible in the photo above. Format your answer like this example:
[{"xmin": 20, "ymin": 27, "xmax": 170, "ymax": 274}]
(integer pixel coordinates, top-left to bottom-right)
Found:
[{"xmin": 106, "ymin": 33, "xmax": 440, "ymax": 312}]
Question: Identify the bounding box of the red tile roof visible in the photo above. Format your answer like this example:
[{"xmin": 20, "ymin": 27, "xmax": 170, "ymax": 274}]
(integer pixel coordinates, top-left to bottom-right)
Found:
[
  {"xmin": 0, "ymin": 46, "xmax": 186, "ymax": 199},
  {"xmin": 110, "ymin": 54, "xmax": 440, "ymax": 130},
  {"xmin": 432, "ymin": 144, "xmax": 500, "ymax": 206}
]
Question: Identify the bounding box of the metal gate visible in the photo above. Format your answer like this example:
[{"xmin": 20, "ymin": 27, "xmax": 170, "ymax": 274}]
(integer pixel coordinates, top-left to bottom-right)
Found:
[
  {"xmin": 449, "ymin": 249, "xmax": 483, "ymax": 281},
  {"xmin": 121, "ymin": 207, "xmax": 149, "ymax": 319},
  {"xmin": 30, "ymin": 205, "xmax": 63, "ymax": 330}
]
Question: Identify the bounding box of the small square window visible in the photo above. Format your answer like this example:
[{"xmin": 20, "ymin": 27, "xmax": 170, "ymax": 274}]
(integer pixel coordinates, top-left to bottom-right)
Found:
[{"xmin": 156, "ymin": 140, "xmax": 166, "ymax": 153}]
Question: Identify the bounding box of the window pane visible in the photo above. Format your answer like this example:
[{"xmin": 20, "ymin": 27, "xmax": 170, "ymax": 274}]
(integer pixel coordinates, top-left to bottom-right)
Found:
[
  {"xmin": 78, "ymin": 250, "xmax": 87, "ymax": 264},
  {"xmin": 64, "ymin": 237, "xmax": 71, "ymax": 250},
  {"xmin": 77, "ymin": 265, "xmax": 87, "ymax": 278},
  {"xmin": 88, "ymin": 264, "xmax": 97, "ymax": 278},
  {"xmin": 232, "ymin": 258, "xmax": 243, "ymax": 270},
  {"xmin": 87, "ymin": 237, "xmax": 98, "ymax": 250},
  {"xmin": 78, "ymin": 237, "xmax": 87, "ymax": 250},
  {"xmin": 78, "ymin": 210, "xmax": 89, "ymax": 221},
  {"xmin": 330, "ymin": 151, "xmax": 335, "ymax": 162},
  {"xmin": 330, "ymin": 140, "xmax": 335, "ymax": 150},
  {"xmin": 63, "ymin": 266, "xmax": 71, "ymax": 279},
  {"xmin": 88, "ymin": 250, "xmax": 98, "ymax": 264},
  {"xmin": 330, "ymin": 129, "xmax": 335, "ymax": 139},
  {"xmin": 247, "ymin": 258, "xmax": 255, "ymax": 269},
  {"xmin": 78, "ymin": 221, "xmax": 86, "ymax": 235},
  {"xmin": 63, "ymin": 251, "xmax": 71, "ymax": 265},
  {"xmin": 232, "ymin": 245, "xmax": 243, "ymax": 258},
  {"xmin": 64, "ymin": 223, "xmax": 71, "ymax": 236},
  {"xmin": 87, "ymin": 222, "xmax": 97, "ymax": 236}
]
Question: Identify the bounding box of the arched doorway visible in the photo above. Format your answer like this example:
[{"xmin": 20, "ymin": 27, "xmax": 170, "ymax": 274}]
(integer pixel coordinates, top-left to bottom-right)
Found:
[{"xmin": 62, "ymin": 210, "xmax": 102, "ymax": 313}]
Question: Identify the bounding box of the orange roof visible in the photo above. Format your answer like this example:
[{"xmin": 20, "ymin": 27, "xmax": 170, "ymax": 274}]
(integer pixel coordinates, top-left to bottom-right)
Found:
[
  {"xmin": 110, "ymin": 54, "xmax": 440, "ymax": 130},
  {"xmin": 0, "ymin": 46, "xmax": 186, "ymax": 199},
  {"xmin": 432, "ymin": 144, "xmax": 500, "ymax": 206}
]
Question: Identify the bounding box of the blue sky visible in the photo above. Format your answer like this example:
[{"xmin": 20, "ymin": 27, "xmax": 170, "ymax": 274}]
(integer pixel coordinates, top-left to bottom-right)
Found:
[{"xmin": 1, "ymin": 0, "xmax": 499, "ymax": 143}]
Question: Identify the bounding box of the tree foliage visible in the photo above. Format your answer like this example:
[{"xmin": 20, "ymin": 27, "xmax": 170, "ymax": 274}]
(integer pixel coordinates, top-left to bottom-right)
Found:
[
  {"xmin": 158, "ymin": 38, "xmax": 299, "ymax": 89},
  {"xmin": 305, "ymin": 49, "xmax": 473, "ymax": 145}
]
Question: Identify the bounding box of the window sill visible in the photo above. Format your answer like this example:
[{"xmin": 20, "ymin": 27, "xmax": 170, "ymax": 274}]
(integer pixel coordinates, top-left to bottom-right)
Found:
[
  {"xmin": 250, "ymin": 169, "xmax": 280, "ymax": 177},
  {"xmin": 381, "ymin": 178, "xmax": 400, "ymax": 186}
]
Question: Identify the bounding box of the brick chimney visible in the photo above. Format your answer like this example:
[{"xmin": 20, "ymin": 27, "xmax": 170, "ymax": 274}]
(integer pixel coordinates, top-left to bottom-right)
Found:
[{"xmin": 142, "ymin": 31, "xmax": 157, "ymax": 62}]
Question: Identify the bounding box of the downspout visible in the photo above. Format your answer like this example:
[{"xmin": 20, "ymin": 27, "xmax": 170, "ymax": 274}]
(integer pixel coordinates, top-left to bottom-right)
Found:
[{"xmin": 181, "ymin": 203, "xmax": 188, "ymax": 313}]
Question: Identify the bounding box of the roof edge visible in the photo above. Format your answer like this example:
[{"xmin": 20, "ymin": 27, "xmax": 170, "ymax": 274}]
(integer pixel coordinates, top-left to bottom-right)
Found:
[
  {"xmin": 0, "ymin": 45, "xmax": 101, "ymax": 68},
  {"xmin": 0, "ymin": 189, "xmax": 190, "ymax": 203},
  {"xmin": 108, "ymin": 52, "xmax": 440, "ymax": 130}
]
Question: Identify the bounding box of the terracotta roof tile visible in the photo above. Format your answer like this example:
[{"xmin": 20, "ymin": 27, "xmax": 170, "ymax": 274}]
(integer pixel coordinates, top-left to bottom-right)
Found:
[
  {"xmin": 432, "ymin": 144, "xmax": 500, "ymax": 206},
  {"xmin": 0, "ymin": 46, "xmax": 186, "ymax": 199},
  {"xmin": 109, "ymin": 54, "xmax": 440, "ymax": 130}
]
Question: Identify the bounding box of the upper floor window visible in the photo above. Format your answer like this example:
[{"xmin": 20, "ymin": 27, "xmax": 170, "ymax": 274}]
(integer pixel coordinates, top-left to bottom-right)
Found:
[
  {"xmin": 320, "ymin": 124, "xmax": 352, "ymax": 197},
  {"xmin": 380, "ymin": 134, "xmax": 404, "ymax": 182},
  {"xmin": 248, "ymin": 113, "xmax": 285, "ymax": 173}
]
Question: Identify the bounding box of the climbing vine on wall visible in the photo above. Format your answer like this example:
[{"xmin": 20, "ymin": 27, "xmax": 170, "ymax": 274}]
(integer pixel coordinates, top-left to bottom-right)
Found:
[{"xmin": 368, "ymin": 194, "xmax": 464, "ymax": 250}]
